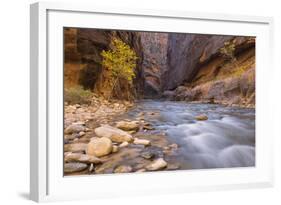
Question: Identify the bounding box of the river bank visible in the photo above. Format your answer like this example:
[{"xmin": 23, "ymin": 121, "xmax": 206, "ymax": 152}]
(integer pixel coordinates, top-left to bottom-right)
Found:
[{"xmin": 64, "ymin": 98, "xmax": 255, "ymax": 175}]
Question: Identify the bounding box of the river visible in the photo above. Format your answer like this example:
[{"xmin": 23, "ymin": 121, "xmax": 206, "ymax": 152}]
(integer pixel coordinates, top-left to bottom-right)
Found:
[{"xmin": 123, "ymin": 100, "xmax": 255, "ymax": 170}]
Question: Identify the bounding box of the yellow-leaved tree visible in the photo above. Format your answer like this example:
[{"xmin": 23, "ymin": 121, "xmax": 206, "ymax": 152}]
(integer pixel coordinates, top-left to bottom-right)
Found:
[{"xmin": 101, "ymin": 37, "xmax": 137, "ymax": 100}]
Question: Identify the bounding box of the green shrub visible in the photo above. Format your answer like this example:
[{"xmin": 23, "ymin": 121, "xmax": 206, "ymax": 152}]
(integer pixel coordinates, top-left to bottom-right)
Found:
[{"xmin": 64, "ymin": 86, "xmax": 93, "ymax": 105}]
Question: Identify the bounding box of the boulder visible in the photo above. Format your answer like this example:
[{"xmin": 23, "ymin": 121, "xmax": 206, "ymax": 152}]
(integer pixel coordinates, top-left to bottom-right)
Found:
[
  {"xmin": 64, "ymin": 162, "xmax": 88, "ymax": 173},
  {"xmin": 95, "ymin": 125, "xmax": 133, "ymax": 143},
  {"xmin": 86, "ymin": 137, "xmax": 113, "ymax": 157},
  {"xmin": 116, "ymin": 121, "xmax": 139, "ymax": 131},
  {"xmin": 162, "ymin": 90, "xmax": 175, "ymax": 100},
  {"xmin": 146, "ymin": 158, "xmax": 167, "ymax": 171},
  {"xmin": 65, "ymin": 153, "xmax": 102, "ymax": 164},
  {"xmin": 64, "ymin": 124, "xmax": 85, "ymax": 134},
  {"xmin": 133, "ymin": 138, "xmax": 151, "ymax": 146}
]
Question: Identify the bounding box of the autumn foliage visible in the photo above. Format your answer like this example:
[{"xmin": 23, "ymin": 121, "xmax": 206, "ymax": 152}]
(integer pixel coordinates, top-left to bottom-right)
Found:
[{"xmin": 101, "ymin": 37, "xmax": 138, "ymax": 100}]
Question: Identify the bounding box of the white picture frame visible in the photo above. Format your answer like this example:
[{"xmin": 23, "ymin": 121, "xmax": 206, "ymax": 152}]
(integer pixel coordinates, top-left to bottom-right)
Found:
[{"xmin": 30, "ymin": 1, "xmax": 274, "ymax": 202}]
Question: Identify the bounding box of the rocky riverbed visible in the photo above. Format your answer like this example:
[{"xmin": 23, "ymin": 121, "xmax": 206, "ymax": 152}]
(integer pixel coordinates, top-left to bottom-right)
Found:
[
  {"xmin": 64, "ymin": 98, "xmax": 180, "ymax": 175},
  {"xmin": 64, "ymin": 99, "xmax": 255, "ymax": 176}
]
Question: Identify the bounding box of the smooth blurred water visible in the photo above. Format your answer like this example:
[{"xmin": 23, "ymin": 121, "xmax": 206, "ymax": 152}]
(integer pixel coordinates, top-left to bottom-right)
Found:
[{"xmin": 125, "ymin": 100, "xmax": 255, "ymax": 169}]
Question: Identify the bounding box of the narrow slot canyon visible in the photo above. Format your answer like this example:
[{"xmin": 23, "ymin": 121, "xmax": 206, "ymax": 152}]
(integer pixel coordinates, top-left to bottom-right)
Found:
[{"xmin": 63, "ymin": 28, "xmax": 255, "ymax": 175}]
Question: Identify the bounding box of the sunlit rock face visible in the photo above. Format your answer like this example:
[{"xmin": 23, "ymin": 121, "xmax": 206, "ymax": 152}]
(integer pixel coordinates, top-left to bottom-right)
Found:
[
  {"xmin": 139, "ymin": 32, "xmax": 169, "ymax": 98},
  {"xmin": 64, "ymin": 28, "xmax": 144, "ymax": 99}
]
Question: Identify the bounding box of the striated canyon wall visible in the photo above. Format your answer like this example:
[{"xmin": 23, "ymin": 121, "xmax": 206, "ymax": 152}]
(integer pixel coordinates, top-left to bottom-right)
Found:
[
  {"xmin": 163, "ymin": 34, "xmax": 234, "ymax": 90},
  {"xmin": 139, "ymin": 32, "xmax": 169, "ymax": 98},
  {"xmin": 163, "ymin": 35, "xmax": 255, "ymax": 107}
]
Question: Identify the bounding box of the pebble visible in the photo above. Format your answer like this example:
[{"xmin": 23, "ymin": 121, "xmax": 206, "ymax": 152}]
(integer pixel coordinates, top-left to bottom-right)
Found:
[
  {"xmin": 79, "ymin": 131, "xmax": 85, "ymax": 137},
  {"xmin": 195, "ymin": 114, "xmax": 208, "ymax": 121},
  {"xmin": 133, "ymin": 138, "xmax": 151, "ymax": 146},
  {"xmin": 64, "ymin": 143, "xmax": 87, "ymax": 152},
  {"xmin": 64, "ymin": 162, "xmax": 88, "ymax": 173},
  {"xmin": 64, "ymin": 124, "xmax": 85, "ymax": 134},
  {"xmin": 146, "ymin": 158, "xmax": 167, "ymax": 171},
  {"xmin": 112, "ymin": 145, "xmax": 119, "ymax": 153},
  {"xmin": 114, "ymin": 165, "xmax": 133, "ymax": 173},
  {"xmin": 141, "ymin": 151, "xmax": 155, "ymax": 159},
  {"xmin": 135, "ymin": 169, "xmax": 146, "ymax": 173},
  {"xmin": 119, "ymin": 141, "xmax": 129, "ymax": 148}
]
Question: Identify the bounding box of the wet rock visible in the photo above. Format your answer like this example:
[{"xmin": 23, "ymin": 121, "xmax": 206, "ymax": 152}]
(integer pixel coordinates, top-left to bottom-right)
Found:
[
  {"xmin": 134, "ymin": 132, "xmax": 170, "ymax": 148},
  {"xmin": 116, "ymin": 120, "xmax": 139, "ymax": 131},
  {"xmin": 65, "ymin": 153, "xmax": 102, "ymax": 164},
  {"xmin": 166, "ymin": 163, "xmax": 180, "ymax": 170},
  {"xmin": 95, "ymin": 147, "xmax": 143, "ymax": 174},
  {"xmin": 163, "ymin": 144, "xmax": 178, "ymax": 155},
  {"xmin": 162, "ymin": 90, "xmax": 175, "ymax": 100},
  {"xmin": 175, "ymin": 86, "xmax": 196, "ymax": 101},
  {"xmin": 136, "ymin": 112, "xmax": 145, "ymax": 120},
  {"xmin": 195, "ymin": 114, "xmax": 208, "ymax": 121},
  {"xmin": 143, "ymin": 125, "xmax": 155, "ymax": 130},
  {"xmin": 119, "ymin": 141, "xmax": 129, "ymax": 148},
  {"xmin": 64, "ymin": 143, "xmax": 87, "ymax": 152},
  {"xmin": 141, "ymin": 151, "xmax": 155, "ymax": 159},
  {"xmin": 64, "ymin": 162, "xmax": 88, "ymax": 173},
  {"xmin": 169, "ymin": 143, "xmax": 179, "ymax": 149},
  {"xmin": 147, "ymin": 111, "xmax": 159, "ymax": 116},
  {"xmin": 137, "ymin": 112, "xmax": 145, "ymax": 117},
  {"xmin": 64, "ymin": 124, "xmax": 85, "ymax": 134},
  {"xmin": 86, "ymin": 137, "xmax": 113, "ymax": 157},
  {"xmin": 134, "ymin": 138, "xmax": 151, "ymax": 146},
  {"xmin": 146, "ymin": 158, "xmax": 167, "ymax": 171},
  {"xmin": 95, "ymin": 125, "xmax": 133, "ymax": 143},
  {"xmin": 114, "ymin": 165, "xmax": 133, "ymax": 173},
  {"xmin": 163, "ymin": 149, "xmax": 174, "ymax": 155}
]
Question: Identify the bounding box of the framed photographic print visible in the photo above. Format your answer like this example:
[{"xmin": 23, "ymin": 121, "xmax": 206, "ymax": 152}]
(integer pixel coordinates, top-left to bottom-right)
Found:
[{"xmin": 30, "ymin": 2, "xmax": 274, "ymax": 202}]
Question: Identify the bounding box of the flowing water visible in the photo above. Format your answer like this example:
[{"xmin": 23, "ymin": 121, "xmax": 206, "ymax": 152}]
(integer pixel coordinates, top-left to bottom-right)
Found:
[{"xmin": 124, "ymin": 100, "xmax": 255, "ymax": 170}]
